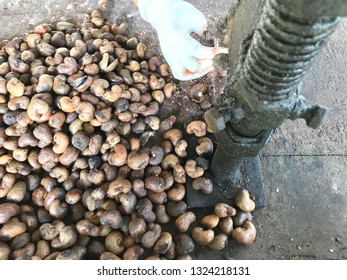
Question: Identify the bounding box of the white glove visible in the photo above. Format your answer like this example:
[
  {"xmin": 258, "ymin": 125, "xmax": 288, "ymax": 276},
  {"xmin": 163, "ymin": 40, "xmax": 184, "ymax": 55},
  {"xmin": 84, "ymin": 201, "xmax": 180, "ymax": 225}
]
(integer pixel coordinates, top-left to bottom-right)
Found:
[{"xmin": 137, "ymin": 0, "xmax": 228, "ymax": 81}]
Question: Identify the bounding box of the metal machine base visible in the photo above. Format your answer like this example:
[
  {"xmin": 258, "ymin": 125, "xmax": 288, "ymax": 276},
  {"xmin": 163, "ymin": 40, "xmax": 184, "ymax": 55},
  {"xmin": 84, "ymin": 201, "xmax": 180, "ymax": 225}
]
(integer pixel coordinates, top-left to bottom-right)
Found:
[{"xmin": 186, "ymin": 155, "xmax": 266, "ymax": 209}]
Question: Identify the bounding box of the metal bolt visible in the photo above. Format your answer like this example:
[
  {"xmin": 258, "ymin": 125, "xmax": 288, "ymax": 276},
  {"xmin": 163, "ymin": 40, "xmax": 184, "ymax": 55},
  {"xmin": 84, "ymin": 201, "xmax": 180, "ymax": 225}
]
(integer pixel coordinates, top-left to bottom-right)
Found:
[
  {"xmin": 204, "ymin": 108, "xmax": 227, "ymax": 133},
  {"xmin": 303, "ymin": 106, "xmax": 327, "ymax": 129}
]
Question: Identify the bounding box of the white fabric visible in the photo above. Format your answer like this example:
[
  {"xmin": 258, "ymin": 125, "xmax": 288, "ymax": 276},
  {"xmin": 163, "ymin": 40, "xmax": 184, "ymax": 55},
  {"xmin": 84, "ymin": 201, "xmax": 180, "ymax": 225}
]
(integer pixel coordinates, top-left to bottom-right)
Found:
[{"xmin": 137, "ymin": 0, "xmax": 223, "ymax": 81}]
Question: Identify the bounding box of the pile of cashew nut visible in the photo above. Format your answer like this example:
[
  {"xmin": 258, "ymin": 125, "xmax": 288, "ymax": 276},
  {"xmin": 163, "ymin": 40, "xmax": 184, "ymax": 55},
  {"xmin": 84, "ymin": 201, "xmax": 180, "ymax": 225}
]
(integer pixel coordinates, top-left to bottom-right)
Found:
[{"xmin": 0, "ymin": 5, "xmax": 257, "ymax": 260}]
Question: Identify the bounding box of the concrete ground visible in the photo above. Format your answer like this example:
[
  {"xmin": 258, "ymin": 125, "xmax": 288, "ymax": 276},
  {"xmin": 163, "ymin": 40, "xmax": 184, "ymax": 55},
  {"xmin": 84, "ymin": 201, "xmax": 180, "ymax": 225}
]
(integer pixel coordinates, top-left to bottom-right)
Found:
[{"xmin": 1, "ymin": 0, "xmax": 346, "ymax": 260}]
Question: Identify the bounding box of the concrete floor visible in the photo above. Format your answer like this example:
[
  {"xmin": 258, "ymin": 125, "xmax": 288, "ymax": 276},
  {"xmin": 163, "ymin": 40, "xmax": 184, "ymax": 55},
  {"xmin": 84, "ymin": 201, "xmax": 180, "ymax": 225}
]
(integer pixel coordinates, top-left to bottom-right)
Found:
[{"xmin": 0, "ymin": 0, "xmax": 346, "ymax": 260}]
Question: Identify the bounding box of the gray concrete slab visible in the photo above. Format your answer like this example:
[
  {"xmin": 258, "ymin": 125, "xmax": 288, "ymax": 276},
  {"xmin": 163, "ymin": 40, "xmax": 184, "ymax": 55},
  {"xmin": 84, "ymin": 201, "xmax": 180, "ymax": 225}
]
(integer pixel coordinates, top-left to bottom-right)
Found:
[{"xmin": 195, "ymin": 156, "xmax": 347, "ymax": 260}]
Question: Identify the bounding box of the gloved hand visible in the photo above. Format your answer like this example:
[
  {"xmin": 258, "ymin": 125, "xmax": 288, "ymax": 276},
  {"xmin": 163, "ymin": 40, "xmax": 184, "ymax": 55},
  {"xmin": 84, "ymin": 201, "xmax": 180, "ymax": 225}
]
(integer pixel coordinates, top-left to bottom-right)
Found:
[{"xmin": 136, "ymin": 0, "xmax": 228, "ymax": 81}]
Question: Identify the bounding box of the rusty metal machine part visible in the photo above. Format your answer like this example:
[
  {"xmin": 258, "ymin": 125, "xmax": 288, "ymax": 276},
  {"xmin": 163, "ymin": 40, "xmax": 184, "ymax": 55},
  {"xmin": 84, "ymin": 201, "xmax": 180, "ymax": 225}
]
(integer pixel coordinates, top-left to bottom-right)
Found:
[{"xmin": 197, "ymin": 0, "xmax": 345, "ymax": 207}]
